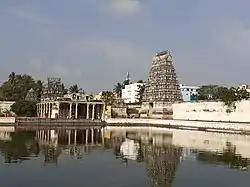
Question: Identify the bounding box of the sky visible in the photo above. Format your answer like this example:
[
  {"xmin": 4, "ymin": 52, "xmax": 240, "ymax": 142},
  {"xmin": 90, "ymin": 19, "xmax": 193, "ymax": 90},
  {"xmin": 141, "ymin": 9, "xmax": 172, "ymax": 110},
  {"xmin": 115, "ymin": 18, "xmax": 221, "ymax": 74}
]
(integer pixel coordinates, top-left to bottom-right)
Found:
[{"xmin": 1, "ymin": 0, "xmax": 250, "ymax": 92}]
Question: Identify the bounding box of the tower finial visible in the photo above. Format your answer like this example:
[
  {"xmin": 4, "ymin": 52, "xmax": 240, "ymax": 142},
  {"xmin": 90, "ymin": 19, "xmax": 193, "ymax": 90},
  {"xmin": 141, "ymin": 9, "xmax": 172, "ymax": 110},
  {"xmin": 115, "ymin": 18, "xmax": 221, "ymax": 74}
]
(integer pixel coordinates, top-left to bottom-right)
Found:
[{"xmin": 126, "ymin": 72, "xmax": 130, "ymax": 81}]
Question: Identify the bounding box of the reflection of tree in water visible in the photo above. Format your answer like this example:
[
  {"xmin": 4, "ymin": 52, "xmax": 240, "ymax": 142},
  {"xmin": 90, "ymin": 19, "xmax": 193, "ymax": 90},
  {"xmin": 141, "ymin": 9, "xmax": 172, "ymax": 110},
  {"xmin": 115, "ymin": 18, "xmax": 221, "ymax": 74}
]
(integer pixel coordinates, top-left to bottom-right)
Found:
[
  {"xmin": 40, "ymin": 145, "xmax": 62, "ymax": 164},
  {"xmin": 0, "ymin": 131, "xmax": 39, "ymax": 163},
  {"xmin": 104, "ymin": 136, "xmax": 124, "ymax": 157},
  {"xmin": 136, "ymin": 140, "xmax": 144, "ymax": 162},
  {"xmin": 197, "ymin": 142, "xmax": 250, "ymax": 170},
  {"xmin": 142, "ymin": 143, "xmax": 182, "ymax": 187}
]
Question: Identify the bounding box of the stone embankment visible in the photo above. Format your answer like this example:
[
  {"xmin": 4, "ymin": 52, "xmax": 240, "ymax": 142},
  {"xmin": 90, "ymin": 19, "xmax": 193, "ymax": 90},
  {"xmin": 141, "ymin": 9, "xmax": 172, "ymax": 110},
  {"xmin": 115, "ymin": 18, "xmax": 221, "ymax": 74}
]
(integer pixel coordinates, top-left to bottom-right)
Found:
[
  {"xmin": 0, "ymin": 117, "xmax": 105, "ymax": 130},
  {"xmin": 2, "ymin": 117, "xmax": 250, "ymax": 134},
  {"xmin": 105, "ymin": 118, "xmax": 250, "ymax": 134}
]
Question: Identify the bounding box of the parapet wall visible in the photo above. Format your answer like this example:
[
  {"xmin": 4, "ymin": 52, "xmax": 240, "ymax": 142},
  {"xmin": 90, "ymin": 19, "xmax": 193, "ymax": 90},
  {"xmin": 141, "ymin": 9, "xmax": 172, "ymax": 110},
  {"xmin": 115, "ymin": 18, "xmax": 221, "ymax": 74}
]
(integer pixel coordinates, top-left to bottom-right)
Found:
[{"xmin": 173, "ymin": 100, "xmax": 250, "ymax": 122}]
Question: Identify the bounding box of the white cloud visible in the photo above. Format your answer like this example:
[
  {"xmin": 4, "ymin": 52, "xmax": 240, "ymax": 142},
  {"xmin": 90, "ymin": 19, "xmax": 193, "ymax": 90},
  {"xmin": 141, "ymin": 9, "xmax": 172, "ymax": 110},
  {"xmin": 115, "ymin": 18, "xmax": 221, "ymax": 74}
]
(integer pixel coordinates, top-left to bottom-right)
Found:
[
  {"xmin": 111, "ymin": 0, "xmax": 141, "ymax": 14},
  {"xmin": 105, "ymin": 0, "xmax": 141, "ymax": 15}
]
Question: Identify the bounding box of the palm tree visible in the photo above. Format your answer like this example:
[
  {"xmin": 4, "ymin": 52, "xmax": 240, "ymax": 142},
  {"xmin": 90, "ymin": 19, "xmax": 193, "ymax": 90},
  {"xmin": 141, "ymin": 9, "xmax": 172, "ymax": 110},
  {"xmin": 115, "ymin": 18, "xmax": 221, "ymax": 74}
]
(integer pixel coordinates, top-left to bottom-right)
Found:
[
  {"xmin": 69, "ymin": 84, "xmax": 85, "ymax": 94},
  {"xmin": 114, "ymin": 83, "xmax": 123, "ymax": 98},
  {"xmin": 69, "ymin": 84, "xmax": 79, "ymax": 93}
]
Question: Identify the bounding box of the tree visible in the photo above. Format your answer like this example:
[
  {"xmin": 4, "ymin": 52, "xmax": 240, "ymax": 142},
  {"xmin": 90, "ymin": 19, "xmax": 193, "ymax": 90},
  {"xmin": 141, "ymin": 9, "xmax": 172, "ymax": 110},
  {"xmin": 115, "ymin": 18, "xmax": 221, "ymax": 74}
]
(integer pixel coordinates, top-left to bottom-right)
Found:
[
  {"xmin": 69, "ymin": 84, "xmax": 85, "ymax": 94},
  {"xmin": 123, "ymin": 79, "xmax": 130, "ymax": 87},
  {"xmin": 136, "ymin": 84, "xmax": 145, "ymax": 103},
  {"xmin": 11, "ymin": 100, "xmax": 37, "ymax": 117},
  {"xmin": 0, "ymin": 73, "xmax": 43, "ymax": 101},
  {"xmin": 218, "ymin": 87, "xmax": 250, "ymax": 111},
  {"xmin": 0, "ymin": 73, "xmax": 43, "ymax": 117},
  {"xmin": 197, "ymin": 85, "xmax": 221, "ymax": 100},
  {"xmin": 0, "ymin": 131, "xmax": 39, "ymax": 163},
  {"xmin": 69, "ymin": 84, "xmax": 79, "ymax": 93},
  {"xmin": 62, "ymin": 84, "xmax": 68, "ymax": 94},
  {"xmin": 137, "ymin": 80, "xmax": 144, "ymax": 83},
  {"xmin": 101, "ymin": 91, "xmax": 115, "ymax": 105},
  {"xmin": 114, "ymin": 83, "xmax": 123, "ymax": 98}
]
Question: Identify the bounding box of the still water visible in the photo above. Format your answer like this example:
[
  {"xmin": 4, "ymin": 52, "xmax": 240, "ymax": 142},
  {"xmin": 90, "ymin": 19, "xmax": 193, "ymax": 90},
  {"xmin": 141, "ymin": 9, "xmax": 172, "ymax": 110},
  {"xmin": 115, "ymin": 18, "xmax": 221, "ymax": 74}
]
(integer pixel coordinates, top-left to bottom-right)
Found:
[{"xmin": 0, "ymin": 126, "xmax": 250, "ymax": 187}]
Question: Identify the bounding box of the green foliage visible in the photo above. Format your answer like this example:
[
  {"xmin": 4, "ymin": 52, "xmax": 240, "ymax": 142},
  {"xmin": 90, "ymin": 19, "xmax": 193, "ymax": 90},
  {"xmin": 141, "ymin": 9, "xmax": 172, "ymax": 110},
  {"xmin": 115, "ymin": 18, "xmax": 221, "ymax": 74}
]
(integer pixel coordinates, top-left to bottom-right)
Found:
[
  {"xmin": 220, "ymin": 87, "xmax": 249, "ymax": 109},
  {"xmin": 11, "ymin": 100, "xmax": 37, "ymax": 117},
  {"xmin": 0, "ymin": 72, "xmax": 44, "ymax": 117},
  {"xmin": 198, "ymin": 85, "xmax": 250, "ymax": 110},
  {"xmin": 69, "ymin": 84, "xmax": 84, "ymax": 94},
  {"xmin": 137, "ymin": 80, "xmax": 144, "ymax": 83},
  {"xmin": 0, "ymin": 131, "xmax": 39, "ymax": 163},
  {"xmin": 114, "ymin": 83, "xmax": 123, "ymax": 98},
  {"xmin": 114, "ymin": 78, "xmax": 132, "ymax": 98},
  {"xmin": 101, "ymin": 91, "xmax": 115, "ymax": 105},
  {"xmin": 136, "ymin": 84, "xmax": 145, "ymax": 103},
  {"xmin": 0, "ymin": 72, "xmax": 43, "ymax": 101},
  {"xmin": 123, "ymin": 79, "xmax": 130, "ymax": 86},
  {"xmin": 197, "ymin": 85, "xmax": 221, "ymax": 100}
]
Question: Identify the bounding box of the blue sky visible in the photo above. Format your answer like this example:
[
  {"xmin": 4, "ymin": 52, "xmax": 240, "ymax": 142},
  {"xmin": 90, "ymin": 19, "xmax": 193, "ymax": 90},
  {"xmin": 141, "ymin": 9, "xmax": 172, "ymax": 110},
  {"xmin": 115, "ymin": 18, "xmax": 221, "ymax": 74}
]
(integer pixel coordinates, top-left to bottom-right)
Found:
[{"xmin": 1, "ymin": 0, "xmax": 250, "ymax": 92}]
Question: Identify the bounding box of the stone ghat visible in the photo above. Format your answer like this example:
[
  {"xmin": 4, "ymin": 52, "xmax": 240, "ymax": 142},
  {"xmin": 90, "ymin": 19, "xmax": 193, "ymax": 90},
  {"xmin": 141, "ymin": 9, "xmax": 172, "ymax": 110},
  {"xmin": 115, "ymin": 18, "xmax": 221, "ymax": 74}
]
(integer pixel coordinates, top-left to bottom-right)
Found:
[
  {"xmin": 105, "ymin": 118, "xmax": 250, "ymax": 135},
  {"xmin": 0, "ymin": 117, "xmax": 105, "ymax": 127}
]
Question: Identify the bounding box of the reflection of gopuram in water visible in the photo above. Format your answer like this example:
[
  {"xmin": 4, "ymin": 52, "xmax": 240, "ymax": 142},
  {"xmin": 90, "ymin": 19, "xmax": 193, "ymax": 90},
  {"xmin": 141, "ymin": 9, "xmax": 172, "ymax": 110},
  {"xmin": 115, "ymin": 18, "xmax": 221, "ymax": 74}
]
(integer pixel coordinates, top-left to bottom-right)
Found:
[
  {"xmin": 142, "ymin": 143, "xmax": 182, "ymax": 187},
  {"xmin": 36, "ymin": 127, "xmax": 104, "ymax": 163},
  {"xmin": 106, "ymin": 129, "xmax": 182, "ymax": 187}
]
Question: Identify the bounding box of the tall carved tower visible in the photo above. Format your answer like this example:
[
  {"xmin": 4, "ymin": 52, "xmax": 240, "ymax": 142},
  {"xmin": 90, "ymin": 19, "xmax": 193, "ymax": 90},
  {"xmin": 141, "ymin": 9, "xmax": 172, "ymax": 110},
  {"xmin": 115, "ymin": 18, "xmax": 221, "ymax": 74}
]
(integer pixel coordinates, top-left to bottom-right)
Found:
[{"xmin": 141, "ymin": 50, "xmax": 182, "ymax": 118}]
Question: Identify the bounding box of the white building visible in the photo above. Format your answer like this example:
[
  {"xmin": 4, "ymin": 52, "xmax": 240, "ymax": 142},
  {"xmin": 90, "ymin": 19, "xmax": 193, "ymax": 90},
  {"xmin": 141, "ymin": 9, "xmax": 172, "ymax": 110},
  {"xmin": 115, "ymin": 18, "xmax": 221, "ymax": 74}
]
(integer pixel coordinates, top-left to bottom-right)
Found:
[
  {"xmin": 122, "ymin": 83, "xmax": 144, "ymax": 104},
  {"xmin": 0, "ymin": 101, "xmax": 15, "ymax": 113},
  {"xmin": 179, "ymin": 84, "xmax": 200, "ymax": 102},
  {"xmin": 239, "ymin": 84, "xmax": 250, "ymax": 93}
]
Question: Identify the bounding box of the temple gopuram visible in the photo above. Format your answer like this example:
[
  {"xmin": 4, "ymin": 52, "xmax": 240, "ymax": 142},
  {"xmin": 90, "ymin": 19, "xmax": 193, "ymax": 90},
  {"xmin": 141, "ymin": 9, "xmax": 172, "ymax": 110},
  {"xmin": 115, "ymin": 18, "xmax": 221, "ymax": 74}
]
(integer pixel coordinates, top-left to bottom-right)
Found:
[{"xmin": 141, "ymin": 50, "xmax": 182, "ymax": 119}]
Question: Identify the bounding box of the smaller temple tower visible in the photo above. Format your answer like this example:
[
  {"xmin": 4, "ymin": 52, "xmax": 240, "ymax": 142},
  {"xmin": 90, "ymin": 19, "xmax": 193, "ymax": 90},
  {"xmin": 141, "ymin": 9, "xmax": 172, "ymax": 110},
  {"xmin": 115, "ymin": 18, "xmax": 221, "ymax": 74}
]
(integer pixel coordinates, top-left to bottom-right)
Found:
[{"xmin": 41, "ymin": 77, "xmax": 65, "ymax": 101}]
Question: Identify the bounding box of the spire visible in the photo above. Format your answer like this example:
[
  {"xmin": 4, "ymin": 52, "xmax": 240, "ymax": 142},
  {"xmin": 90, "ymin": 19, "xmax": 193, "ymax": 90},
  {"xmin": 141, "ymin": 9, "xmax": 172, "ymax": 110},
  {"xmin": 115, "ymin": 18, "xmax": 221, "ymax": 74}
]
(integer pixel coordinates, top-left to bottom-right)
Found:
[{"xmin": 126, "ymin": 72, "xmax": 130, "ymax": 81}]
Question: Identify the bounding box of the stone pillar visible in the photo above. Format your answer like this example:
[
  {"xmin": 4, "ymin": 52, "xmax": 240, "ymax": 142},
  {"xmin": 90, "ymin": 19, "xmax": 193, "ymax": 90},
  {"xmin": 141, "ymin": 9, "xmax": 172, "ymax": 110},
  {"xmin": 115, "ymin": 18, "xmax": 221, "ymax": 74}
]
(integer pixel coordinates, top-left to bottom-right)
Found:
[
  {"xmin": 44, "ymin": 103, "xmax": 47, "ymax": 118},
  {"xmin": 92, "ymin": 104, "xmax": 96, "ymax": 120},
  {"xmin": 102, "ymin": 104, "xmax": 105, "ymax": 121},
  {"xmin": 69, "ymin": 103, "xmax": 72, "ymax": 119},
  {"xmin": 39, "ymin": 104, "xmax": 41, "ymax": 117},
  {"xmin": 48, "ymin": 103, "xmax": 50, "ymax": 118},
  {"xmin": 50, "ymin": 103, "xmax": 52, "ymax": 118},
  {"xmin": 36, "ymin": 104, "xmax": 39, "ymax": 117},
  {"xmin": 41, "ymin": 104, "xmax": 44, "ymax": 117},
  {"xmin": 75, "ymin": 103, "xmax": 78, "ymax": 119},
  {"xmin": 86, "ymin": 103, "xmax": 89, "ymax": 119}
]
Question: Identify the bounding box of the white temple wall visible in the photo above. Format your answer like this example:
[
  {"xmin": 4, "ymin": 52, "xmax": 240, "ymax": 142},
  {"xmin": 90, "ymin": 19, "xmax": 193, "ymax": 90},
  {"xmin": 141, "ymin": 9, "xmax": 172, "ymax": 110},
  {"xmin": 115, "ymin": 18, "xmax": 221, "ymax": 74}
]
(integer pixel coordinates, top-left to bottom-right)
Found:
[{"xmin": 173, "ymin": 100, "xmax": 250, "ymax": 122}]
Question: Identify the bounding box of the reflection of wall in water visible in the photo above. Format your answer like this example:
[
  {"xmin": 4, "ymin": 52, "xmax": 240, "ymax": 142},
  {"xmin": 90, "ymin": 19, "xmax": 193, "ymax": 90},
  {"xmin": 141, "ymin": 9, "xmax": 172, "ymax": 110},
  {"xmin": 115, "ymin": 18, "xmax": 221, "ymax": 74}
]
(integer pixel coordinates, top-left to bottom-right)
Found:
[
  {"xmin": 171, "ymin": 129, "xmax": 250, "ymax": 159},
  {"xmin": 105, "ymin": 127, "xmax": 250, "ymax": 159},
  {"xmin": 0, "ymin": 127, "xmax": 15, "ymax": 141}
]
